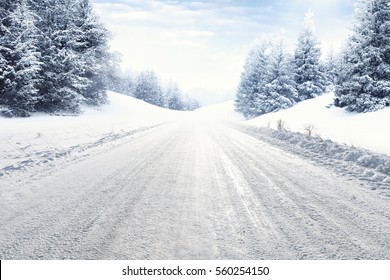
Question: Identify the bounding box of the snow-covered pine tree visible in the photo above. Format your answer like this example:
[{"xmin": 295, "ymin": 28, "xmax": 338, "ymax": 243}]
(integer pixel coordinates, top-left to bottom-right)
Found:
[
  {"xmin": 182, "ymin": 95, "xmax": 200, "ymax": 111},
  {"xmin": 28, "ymin": 0, "xmax": 85, "ymax": 113},
  {"xmin": 134, "ymin": 70, "xmax": 164, "ymax": 107},
  {"xmin": 72, "ymin": 0, "xmax": 110, "ymax": 106},
  {"xmin": 121, "ymin": 68, "xmax": 136, "ymax": 96},
  {"xmin": 1, "ymin": 0, "xmax": 112, "ymax": 115},
  {"xmin": 0, "ymin": 0, "xmax": 18, "ymax": 40},
  {"xmin": 293, "ymin": 9, "xmax": 327, "ymax": 101},
  {"xmin": 324, "ymin": 48, "xmax": 341, "ymax": 90},
  {"xmin": 166, "ymin": 82, "xmax": 184, "ymax": 110},
  {"xmin": 101, "ymin": 54, "xmax": 134, "ymax": 95},
  {"xmin": 257, "ymin": 40, "xmax": 297, "ymax": 114},
  {"xmin": 0, "ymin": 0, "xmax": 42, "ymax": 116},
  {"xmin": 335, "ymin": 0, "xmax": 390, "ymax": 112},
  {"xmin": 235, "ymin": 42, "xmax": 270, "ymax": 119},
  {"xmin": 0, "ymin": 0, "xmax": 20, "ymax": 111}
]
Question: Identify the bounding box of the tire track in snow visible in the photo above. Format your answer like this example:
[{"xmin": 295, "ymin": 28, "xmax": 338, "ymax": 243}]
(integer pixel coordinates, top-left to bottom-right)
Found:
[
  {"xmin": 216, "ymin": 125, "xmax": 390, "ymax": 259},
  {"xmin": 1, "ymin": 121, "xmax": 389, "ymax": 259}
]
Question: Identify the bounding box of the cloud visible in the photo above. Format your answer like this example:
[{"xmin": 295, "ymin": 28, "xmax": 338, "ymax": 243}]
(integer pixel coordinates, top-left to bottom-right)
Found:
[{"xmin": 92, "ymin": 0, "xmax": 355, "ymax": 93}]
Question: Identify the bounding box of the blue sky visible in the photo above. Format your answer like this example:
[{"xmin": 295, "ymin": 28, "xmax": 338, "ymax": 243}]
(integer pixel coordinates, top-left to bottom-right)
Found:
[{"xmin": 92, "ymin": 0, "xmax": 356, "ymax": 99}]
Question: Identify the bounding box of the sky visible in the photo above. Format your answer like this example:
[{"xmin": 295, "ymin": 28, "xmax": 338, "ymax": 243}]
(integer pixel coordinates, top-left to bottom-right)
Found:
[{"xmin": 92, "ymin": 0, "xmax": 356, "ymax": 104}]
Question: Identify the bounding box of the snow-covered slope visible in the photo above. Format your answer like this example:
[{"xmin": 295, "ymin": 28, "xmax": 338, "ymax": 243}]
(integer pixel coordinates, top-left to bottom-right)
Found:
[
  {"xmin": 246, "ymin": 93, "xmax": 390, "ymax": 156},
  {"xmin": 0, "ymin": 91, "xmax": 183, "ymax": 175}
]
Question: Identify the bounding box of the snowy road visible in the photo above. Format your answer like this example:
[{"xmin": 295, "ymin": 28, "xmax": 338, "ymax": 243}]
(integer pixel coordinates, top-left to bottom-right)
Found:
[{"xmin": 1, "ymin": 119, "xmax": 389, "ymax": 259}]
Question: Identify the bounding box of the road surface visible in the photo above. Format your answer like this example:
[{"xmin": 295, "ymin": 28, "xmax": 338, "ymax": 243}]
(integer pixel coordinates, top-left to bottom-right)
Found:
[{"xmin": 1, "ymin": 119, "xmax": 389, "ymax": 259}]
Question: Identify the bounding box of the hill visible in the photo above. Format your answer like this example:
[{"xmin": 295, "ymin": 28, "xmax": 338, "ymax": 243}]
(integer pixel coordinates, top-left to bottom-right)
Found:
[{"xmin": 206, "ymin": 93, "xmax": 390, "ymax": 156}]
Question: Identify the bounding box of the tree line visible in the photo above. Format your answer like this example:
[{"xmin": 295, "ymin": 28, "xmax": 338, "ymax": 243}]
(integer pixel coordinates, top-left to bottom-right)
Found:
[
  {"xmin": 236, "ymin": 0, "xmax": 390, "ymax": 118},
  {"xmin": 235, "ymin": 10, "xmax": 327, "ymax": 119},
  {"xmin": 0, "ymin": 0, "xmax": 198, "ymax": 117},
  {"xmin": 0, "ymin": 0, "xmax": 112, "ymax": 117},
  {"xmin": 106, "ymin": 67, "xmax": 200, "ymax": 111},
  {"xmin": 335, "ymin": 0, "xmax": 390, "ymax": 113}
]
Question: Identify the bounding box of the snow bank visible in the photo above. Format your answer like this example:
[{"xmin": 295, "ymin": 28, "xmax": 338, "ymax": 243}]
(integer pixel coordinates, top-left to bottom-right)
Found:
[
  {"xmin": 240, "ymin": 126, "xmax": 390, "ymax": 191},
  {"xmin": 239, "ymin": 93, "xmax": 390, "ymax": 190},
  {"xmin": 246, "ymin": 93, "xmax": 390, "ymax": 156},
  {"xmin": 0, "ymin": 91, "xmax": 182, "ymax": 176}
]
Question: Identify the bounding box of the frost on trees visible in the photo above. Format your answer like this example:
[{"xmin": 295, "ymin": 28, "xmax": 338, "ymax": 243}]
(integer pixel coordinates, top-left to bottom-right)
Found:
[
  {"xmin": 258, "ymin": 41, "xmax": 298, "ymax": 114},
  {"xmin": 166, "ymin": 82, "xmax": 184, "ymax": 111},
  {"xmin": 0, "ymin": 0, "xmax": 34, "ymax": 116},
  {"xmin": 235, "ymin": 43, "xmax": 269, "ymax": 119},
  {"xmin": 335, "ymin": 0, "xmax": 390, "ymax": 112},
  {"xmin": 30, "ymin": 0, "xmax": 83, "ymax": 113},
  {"xmin": 235, "ymin": 40, "xmax": 298, "ymax": 119},
  {"xmin": 164, "ymin": 82, "xmax": 198, "ymax": 111},
  {"xmin": 293, "ymin": 9, "xmax": 327, "ymax": 101},
  {"xmin": 0, "ymin": 0, "xmax": 111, "ymax": 117},
  {"xmin": 30, "ymin": 0, "xmax": 110, "ymax": 113},
  {"xmin": 324, "ymin": 48, "xmax": 341, "ymax": 90},
  {"xmin": 134, "ymin": 70, "xmax": 165, "ymax": 107},
  {"xmin": 0, "ymin": 0, "xmax": 42, "ymax": 116},
  {"xmin": 73, "ymin": 0, "xmax": 110, "ymax": 106},
  {"xmin": 0, "ymin": 1, "xmax": 15, "ymax": 99},
  {"xmin": 235, "ymin": 9, "xmax": 327, "ymax": 120}
]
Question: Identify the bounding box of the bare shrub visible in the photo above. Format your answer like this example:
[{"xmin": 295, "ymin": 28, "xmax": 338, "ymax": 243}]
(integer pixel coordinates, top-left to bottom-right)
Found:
[
  {"xmin": 277, "ymin": 119, "xmax": 286, "ymax": 131},
  {"xmin": 304, "ymin": 124, "xmax": 316, "ymax": 137}
]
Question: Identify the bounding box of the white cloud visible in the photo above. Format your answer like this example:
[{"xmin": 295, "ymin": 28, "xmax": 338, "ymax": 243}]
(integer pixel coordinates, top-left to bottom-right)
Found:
[{"xmin": 92, "ymin": 0, "xmax": 354, "ymax": 95}]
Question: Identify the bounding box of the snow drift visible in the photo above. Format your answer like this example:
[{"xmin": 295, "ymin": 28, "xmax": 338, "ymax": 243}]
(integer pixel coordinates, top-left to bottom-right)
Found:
[{"xmin": 246, "ymin": 92, "xmax": 390, "ymax": 156}]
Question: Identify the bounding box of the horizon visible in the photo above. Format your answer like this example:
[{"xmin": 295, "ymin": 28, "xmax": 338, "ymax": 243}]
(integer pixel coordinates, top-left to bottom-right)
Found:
[{"xmin": 92, "ymin": 0, "xmax": 356, "ymax": 104}]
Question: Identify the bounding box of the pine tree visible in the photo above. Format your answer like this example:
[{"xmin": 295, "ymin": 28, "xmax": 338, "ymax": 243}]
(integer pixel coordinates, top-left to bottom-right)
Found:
[
  {"xmin": 1, "ymin": 0, "xmax": 112, "ymax": 115},
  {"xmin": 335, "ymin": 0, "xmax": 390, "ymax": 112},
  {"xmin": 122, "ymin": 68, "xmax": 136, "ymax": 95},
  {"xmin": 28, "ymin": 0, "xmax": 85, "ymax": 113},
  {"xmin": 235, "ymin": 42, "xmax": 270, "ymax": 119},
  {"xmin": 72, "ymin": 0, "xmax": 110, "ymax": 106},
  {"xmin": 166, "ymin": 82, "xmax": 184, "ymax": 110},
  {"xmin": 134, "ymin": 70, "xmax": 164, "ymax": 107},
  {"xmin": 0, "ymin": 0, "xmax": 19, "ymax": 38},
  {"xmin": 293, "ymin": 9, "xmax": 327, "ymax": 101},
  {"xmin": 324, "ymin": 48, "xmax": 341, "ymax": 89},
  {"xmin": 257, "ymin": 41, "xmax": 297, "ymax": 114},
  {"xmin": 0, "ymin": 0, "xmax": 44, "ymax": 116},
  {"xmin": 182, "ymin": 96, "xmax": 200, "ymax": 111},
  {"xmin": 0, "ymin": 0, "xmax": 42, "ymax": 116},
  {"xmin": 0, "ymin": 0, "xmax": 20, "ymax": 110}
]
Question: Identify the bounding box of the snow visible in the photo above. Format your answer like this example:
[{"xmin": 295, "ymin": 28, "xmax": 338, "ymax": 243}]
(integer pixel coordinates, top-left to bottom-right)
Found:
[
  {"xmin": 193, "ymin": 100, "xmax": 245, "ymax": 123},
  {"xmin": 0, "ymin": 91, "xmax": 183, "ymax": 176},
  {"xmin": 246, "ymin": 92, "xmax": 390, "ymax": 156},
  {"xmin": 154, "ymin": 91, "xmax": 390, "ymax": 169},
  {"xmin": 1, "ymin": 91, "xmax": 390, "ymax": 259},
  {"xmin": 1, "ymin": 90, "xmax": 389, "ymax": 182},
  {"xmin": 194, "ymin": 93, "xmax": 390, "ymax": 189},
  {"xmin": 1, "ymin": 111, "xmax": 390, "ymax": 259}
]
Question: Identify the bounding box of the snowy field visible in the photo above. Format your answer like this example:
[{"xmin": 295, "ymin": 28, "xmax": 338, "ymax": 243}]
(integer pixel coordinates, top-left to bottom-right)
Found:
[{"xmin": 246, "ymin": 92, "xmax": 390, "ymax": 156}]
